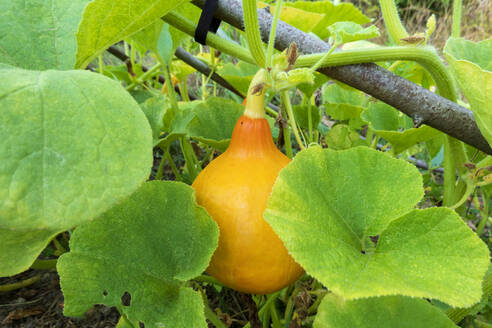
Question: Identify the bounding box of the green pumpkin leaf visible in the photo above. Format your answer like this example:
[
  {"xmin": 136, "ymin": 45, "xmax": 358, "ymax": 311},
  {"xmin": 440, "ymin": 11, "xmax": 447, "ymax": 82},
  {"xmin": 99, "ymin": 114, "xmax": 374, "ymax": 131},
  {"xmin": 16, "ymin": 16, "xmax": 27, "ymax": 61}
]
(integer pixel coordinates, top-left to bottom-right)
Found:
[
  {"xmin": 292, "ymin": 105, "xmax": 321, "ymax": 131},
  {"xmin": 129, "ymin": 89, "xmax": 156, "ymax": 104},
  {"xmin": 75, "ymin": 0, "xmax": 189, "ymax": 68},
  {"xmin": 0, "ymin": 68, "xmax": 152, "ymax": 275},
  {"xmin": 322, "ymin": 83, "xmax": 366, "ymax": 120},
  {"xmin": 157, "ymin": 24, "xmax": 174, "ymax": 64},
  {"xmin": 157, "ymin": 97, "xmax": 278, "ymax": 151},
  {"xmin": 58, "ymin": 181, "xmax": 218, "ymax": 328},
  {"xmin": 314, "ymin": 294, "xmax": 457, "ymax": 328},
  {"xmin": 444, "ymin": 38, "xmax": 492, "ymax": 147},
  {"xmin": 263, "ymin": 3, "xmax": 324, "ymax": 34},
  {"xmin": 285, "ymin": 1, "xmax": 371, "ymax": 39},
  {"xmin": 140, "ymin": 96, "xmax": 171, "ymax": 146},
  {"xmin": 324, "ymin": 124, "xmax": 367, "ymax": 150},
  {"xmin": 0, "ymin": 0, "xmax": 89, "ymax": 70},
  {"xmin": 0, "ymin": 229, "xmax": 58, "ymax": 277},
  {"xmin": 155, "ymin": 101, "xmax": 197, "ymax": 150},
  {"xmin": 187, "ymin": 97, "xmax": 245, "ymax": 152},
  {"xmin": 297, "ymin": 72, "xmax": 329, "ymax": 97},
  {"xmin": 102, "ymin": 64, "xmax": 133, "ymax": 84},
  {"xmin": 362, "ymin": 102, "xmax": 440, "ymax": 154},
  {"xmin": 171, "ymin": 60, "xmax": 196, "ymax": 81},
  {"xmin": 128, "ymin": 20, "xmax": 164, "ymax": 55},
  {"xmin": 328, "ymin": 22, "xmax": 380, "ymax": 45},
  {"xmin": 218, "ymin": 61, "xmax": 258, "ymax": 95},
  {"xmin": 265, "ymin": 146, "xmax": 489, "ymax": 307}
]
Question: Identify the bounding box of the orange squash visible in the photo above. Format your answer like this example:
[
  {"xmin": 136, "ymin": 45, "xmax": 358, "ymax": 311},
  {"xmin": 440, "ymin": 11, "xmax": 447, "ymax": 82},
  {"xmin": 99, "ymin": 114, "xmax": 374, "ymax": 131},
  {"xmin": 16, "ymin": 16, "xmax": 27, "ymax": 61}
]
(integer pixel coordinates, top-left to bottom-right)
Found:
[{"xmin": 192, "ymin": 70, "xmax": 304, "ymax": 294}]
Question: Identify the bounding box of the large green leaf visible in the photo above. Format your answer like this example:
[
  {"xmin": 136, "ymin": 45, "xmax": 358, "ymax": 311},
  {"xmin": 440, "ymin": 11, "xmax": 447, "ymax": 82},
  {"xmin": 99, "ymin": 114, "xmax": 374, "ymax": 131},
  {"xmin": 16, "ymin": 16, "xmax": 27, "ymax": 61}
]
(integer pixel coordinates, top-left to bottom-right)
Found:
[
  {"xmin": 322, "ymin": 83, "xmax": 366, "ymax": 120},
  {"xmin": 0, "ymin": 228, "xmax": 58, "ymax": 277},
  {"xmin": 218, "ymin": 61, "xmax": 258, "ymax": 95},
  {"xmin": 265, "ymin": 146, "xmax": 489, "ymax": 307},
  {"xmin": 327, "ymin": 22, "xmax": 380, "ymax": 45},
  {"xmin": 362, "ymin": 102, "xmax": 440, "ymax": 154},
  {"xmin": 139, "ymin": 96, "xmax": 171, "ymax": 146},
  {"xmin": 285, "ymin": 1, "xmax": 371, "ymax": 39},
  {"xmin": 0, "ymin": 68, "xmax": 152, "ymax": 276},
  {"xmin": 314, "ymin": 294, "xmax": 457, "ymax": 328},
  {"xmin": 292, "ymin": 105, "xmax": 321, "ymax": 131},
  {"xmin": 157, "ymin": 97, "xmax": 278, "ymax": 151},
  {"xmin": 58, "ymin": 181, "xmax": 218, "ymax": 328},
  {"xmin": 187, "ymin": 97, "xmax": 245, "ymax": 152},
  {"xmin": 259, "ymin": 2, "xmax": 324, "ymax": 34},
  {"xmin": 0, "ymin": 0, "xmax": 89, "ymax": 70},
  {"xmin": 324, "ymin": 124, "xmax": 367, "ymax": 150},
  {"xmin": 155, "ymin": 101, "xmax": 197, "ymax": 150},
  {"xmin": 297, "ymin": 72, "xmax": 329, "ymax": 97},
  {"xmin": 75, "ymin": 0, "xmax": 189, "ymax": 68},
  {"xmin": 128, "ymin": 20, "xmax": 165, "ymax": 55},
  {"xmin": 444, "ymin": 38, "xmax": 492, "ymax": 147}
]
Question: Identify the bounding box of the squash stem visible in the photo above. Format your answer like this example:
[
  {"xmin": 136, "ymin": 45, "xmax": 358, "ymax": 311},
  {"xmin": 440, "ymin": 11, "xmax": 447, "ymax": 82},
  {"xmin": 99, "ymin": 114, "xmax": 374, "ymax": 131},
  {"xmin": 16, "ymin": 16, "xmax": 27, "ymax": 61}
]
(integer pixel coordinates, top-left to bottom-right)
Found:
[
  {"xmin": 379, "ymin": 0, "xmax": 409, "ymax": 44},
  {"xmin": 30, "ymin": 259, "xmax": 57, "ymax": 270},
  {"xmin": 243, "ymin": 0, "xmax": 266, "ymax": 67},
  {"xmin": 0, "ymin": 275, "xmax": 40, "ymax": 292},
  {"xmin": 452, "ymin": 0, "xmax": 463, "ymax": 38},
  {"xmin": 281, "ymin": 91, "xmax": 305, "ymax": 150},
  {"xmin": 244, "ymin": 69, "xmax": 268, "ymax": 119}
]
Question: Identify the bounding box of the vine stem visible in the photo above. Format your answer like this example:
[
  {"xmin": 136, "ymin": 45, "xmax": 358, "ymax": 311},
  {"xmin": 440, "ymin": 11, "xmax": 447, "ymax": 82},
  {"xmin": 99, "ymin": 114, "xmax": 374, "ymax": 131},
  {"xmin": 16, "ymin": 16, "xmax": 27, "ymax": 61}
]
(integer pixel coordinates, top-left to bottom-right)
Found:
[
  {"xmin": 296, "ymin": 46, "xmax": 457, "ymax": 101},
  {"xmin": 125, "ymin": 62, "xmax": 162, "ymax": 91},
  {"xmin": 180, "ymin": 137, "xmax": 199, "ymax": 182},
  {"xmin": 309, "ymin": 42, "xmax": 338, "ymax": 72},
  {"xmin": 377, "ymin": 0, "xmax": 467, "ymax": 206},
  {"xmin": 283, "ymin": 125, "xmax": 293, "ymax": 158},
  {"xmin": 192, "ymin": 274, "xmax": 224, "ymax": 287},
  {"xmin": 243, "ymin": 0, "xmax": 266, "ymax": 67},
  {"xmin": 162, "ymin": 11, "xmax": 255, "ymax": 65},
  {"xmin": 281, "ymin": 91, "xmax": 305, "ymax": 150},
  {"xmin": 452, "ymin": 0, "xmax": 463, "ymax": 38},
  {"xmin": 204, "ymin": 304, "xmax": 227, "ymax": 328},
  {"xmin": 443, "ymin": 137, "xmax": 468, "ymax": 207},
  {"xmin": 164, "ymin": 150, "xmax": 183, "ymax": 181},
  {"xmin": 476, "ymin": 190, "xmax": 489, "ymax": 235},
  {"xmin": 266, "ymin": 0, "xmax": 283, "ymax": 69},
  {"xmin": 379, "ymin": 0, "xmax": 409, "ymax": 44},
  {"xmin": 30, "ymin": 259, "xmax": 57, "ymax": 270},
  {"xmin": 449, "ymin": 180, "xmax": 473, "ymax": 210},
  {"xmin": 98, "ymin": 54, "xmax": 104, "ymax": 74},
  {"xmin": 0, "ymin": 275, "xmax": 40, "ymax": 292}
]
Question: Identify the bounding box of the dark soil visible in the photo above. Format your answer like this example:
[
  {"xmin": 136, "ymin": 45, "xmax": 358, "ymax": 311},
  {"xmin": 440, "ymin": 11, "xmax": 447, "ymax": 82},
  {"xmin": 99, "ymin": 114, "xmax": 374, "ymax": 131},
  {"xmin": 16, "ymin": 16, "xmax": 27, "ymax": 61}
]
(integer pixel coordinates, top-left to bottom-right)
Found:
[{"xmin": 0, "ymin": 270, "xmax": 120, "ymax": 328}]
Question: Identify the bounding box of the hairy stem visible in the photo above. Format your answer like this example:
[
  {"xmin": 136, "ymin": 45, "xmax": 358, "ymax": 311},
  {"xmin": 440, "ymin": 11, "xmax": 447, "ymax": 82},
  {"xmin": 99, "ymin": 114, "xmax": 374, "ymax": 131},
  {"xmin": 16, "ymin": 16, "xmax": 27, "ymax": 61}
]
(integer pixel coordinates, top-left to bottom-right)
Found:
[
  {"xmin": 30, "ymin": 259, "xmax": 57, "ymax": 270},
  {"xmin": 266, "ymin": 0, "xmax": 283, "ymax": 69},
  {"xmin": 0, "ymin": 275, "xmax": 40, "ymax": 292},
  {"xmin": 296, "ymin": 46, "xmax": 457, "ymax": 101},
  {"xmin": 379, "ymin": 0, "xmax": 409, "ymax": 44},
  {"xmin": 163, "ymin": 11, "xmax": 255, "ymax": 65},
  {"xmin": 281, "ymin": 91, "xmax": 305, "ymax": 150},
  {"xmin": 452, "ymin": 0, "xmax": 463, "ymax": 38},
  {"xmin": 243, "ymin": 0, "xmax": 266, "ymax": 67}
]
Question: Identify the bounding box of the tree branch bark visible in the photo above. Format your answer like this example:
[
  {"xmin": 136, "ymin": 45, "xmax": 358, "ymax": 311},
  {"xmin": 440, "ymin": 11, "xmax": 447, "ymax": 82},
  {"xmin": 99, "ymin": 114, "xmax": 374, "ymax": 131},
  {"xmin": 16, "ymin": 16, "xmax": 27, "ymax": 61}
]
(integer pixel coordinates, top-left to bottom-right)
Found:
[{"xmin": 189, "ymin": 0, "xmax": 492, "ymax": 155}]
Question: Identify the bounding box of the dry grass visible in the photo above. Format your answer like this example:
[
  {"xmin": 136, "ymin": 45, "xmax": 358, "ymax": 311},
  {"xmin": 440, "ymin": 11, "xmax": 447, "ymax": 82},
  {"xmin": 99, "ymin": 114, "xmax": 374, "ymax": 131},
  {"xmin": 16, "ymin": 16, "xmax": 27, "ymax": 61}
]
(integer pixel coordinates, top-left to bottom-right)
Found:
[{"xmin": 353, "ymin": 0, "xmax": 492, "ymax": 49}]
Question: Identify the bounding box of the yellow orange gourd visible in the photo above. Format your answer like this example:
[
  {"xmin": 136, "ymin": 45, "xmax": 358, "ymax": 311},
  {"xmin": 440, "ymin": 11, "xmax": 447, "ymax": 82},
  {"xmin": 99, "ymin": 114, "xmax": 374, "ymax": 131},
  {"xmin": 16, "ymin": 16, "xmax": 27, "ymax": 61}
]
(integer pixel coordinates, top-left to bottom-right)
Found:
[{"xmin": 192, "ymin": 70, "xmax": 304, "ymax": 294}]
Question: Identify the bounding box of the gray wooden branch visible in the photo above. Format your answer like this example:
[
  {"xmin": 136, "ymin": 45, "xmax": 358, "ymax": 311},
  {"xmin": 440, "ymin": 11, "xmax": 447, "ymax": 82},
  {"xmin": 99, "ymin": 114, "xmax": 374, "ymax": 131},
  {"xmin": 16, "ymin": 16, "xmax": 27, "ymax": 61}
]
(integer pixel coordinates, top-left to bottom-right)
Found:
[
  {"xmin": 175, "ymin": 46, "xmax": 244, "ymax": 98},
  {"xmin": 190, "ymin": 0, "xmax": 492, "ymax": 155}
]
